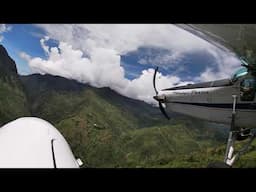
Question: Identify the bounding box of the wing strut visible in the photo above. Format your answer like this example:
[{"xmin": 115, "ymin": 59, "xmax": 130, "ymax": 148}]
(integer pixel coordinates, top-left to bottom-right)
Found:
[{"xmin": 223, "ymin": 95, "xmax": 238, "ymax": 165}]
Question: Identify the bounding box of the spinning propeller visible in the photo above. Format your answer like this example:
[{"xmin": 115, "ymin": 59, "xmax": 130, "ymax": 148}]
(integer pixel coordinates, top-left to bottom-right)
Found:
[{"xmin": 153, "ymin": 67, "xmax": 170, "ymax": 120}]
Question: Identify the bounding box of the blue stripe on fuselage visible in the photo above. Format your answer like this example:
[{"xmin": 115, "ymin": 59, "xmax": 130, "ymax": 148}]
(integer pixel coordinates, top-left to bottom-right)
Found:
[{"xmin": 168, "ymin": 102, "xmax": 256, "ymax": 110}]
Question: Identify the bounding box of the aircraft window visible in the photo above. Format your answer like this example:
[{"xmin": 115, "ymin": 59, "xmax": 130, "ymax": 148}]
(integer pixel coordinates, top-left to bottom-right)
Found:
[
  {"xmin": 240, "ymin": 77, "xmax": 256, "ymax": 101},
  {"xmin": 231, "ymin": 67, "xmax": 248, "ymax": 82}
]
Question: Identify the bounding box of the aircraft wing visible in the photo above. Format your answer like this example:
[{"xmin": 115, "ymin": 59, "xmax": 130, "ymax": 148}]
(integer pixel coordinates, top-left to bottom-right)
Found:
[
  {"xmin": 162, "ymin": 78, "xmax": 232, "ymax": 91},
  {"xmin": 176, "ymin": 24, "xmax": 256, "ymax": 63}
]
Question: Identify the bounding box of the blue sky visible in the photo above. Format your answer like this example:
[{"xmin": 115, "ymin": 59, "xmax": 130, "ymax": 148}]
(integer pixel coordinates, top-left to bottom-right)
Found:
[
  {"xmin": 121, "ymin": 47, "xmax": 219, "ymax": 81},
  {"xmin": 0, "ymin": 24, "xmax": 241, "ymax": 103},
  {"xmin": 1, "ymin": 24, "xmax": 58, "ymax": 75}
]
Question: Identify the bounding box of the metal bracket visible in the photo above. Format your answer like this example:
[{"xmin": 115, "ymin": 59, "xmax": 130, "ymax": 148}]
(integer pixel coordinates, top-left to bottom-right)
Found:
[
  {"xmin": 224, "ymin": 95, "xmax": 256, "ymax": 166},
  {"xmin": 225, "ymin": 131, "xmax": 256, "ymax": 166}
]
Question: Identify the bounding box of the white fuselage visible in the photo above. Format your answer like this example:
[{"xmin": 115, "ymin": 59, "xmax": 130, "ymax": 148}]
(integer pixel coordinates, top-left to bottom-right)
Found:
[
  {"xmin": 0, "ymin": 117, "xmax": 81, "ymax": 168},
  {"xmin": 163, "ymin": 83, "xmax": 256, "ymax": 128}
]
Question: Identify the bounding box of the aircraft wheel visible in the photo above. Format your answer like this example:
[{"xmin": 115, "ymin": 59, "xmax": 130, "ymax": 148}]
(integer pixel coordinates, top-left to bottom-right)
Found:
[
  {"xmin": 236, "ymin": 134, "xmax": 250, "ymax": 141},
  {"xmin": 236, "ymin": 129, "xmax": 251, "ymax": 141}
]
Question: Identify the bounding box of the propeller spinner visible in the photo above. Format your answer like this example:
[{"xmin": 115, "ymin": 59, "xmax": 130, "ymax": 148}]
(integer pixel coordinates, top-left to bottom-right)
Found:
[{"xmin": 153, "ymin": 67, "xmax": 170, "ymax": 120}]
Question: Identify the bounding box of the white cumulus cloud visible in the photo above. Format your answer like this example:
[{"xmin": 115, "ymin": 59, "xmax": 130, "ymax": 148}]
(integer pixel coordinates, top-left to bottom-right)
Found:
[
  {"xmin": 36, "ymin": 24, "xmax": 217, "ymax": 57},
  {"xmin": 20, "ymin": 35, "xmax": 192, "ymax": 104},
  {"xmin": 20, "ymin": 24, "xmax": 242, "ymax": 104},
  {"xmin": 195, "ymin": 48, "xmax": 241, "ymax": 82}
]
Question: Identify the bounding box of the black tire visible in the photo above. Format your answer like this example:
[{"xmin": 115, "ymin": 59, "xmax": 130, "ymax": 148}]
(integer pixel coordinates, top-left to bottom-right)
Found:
[
  {"xmin": 236, "ymin": 129, "xmax": 251, "ymax": 141},
  {"xmin": 236, "ymin": 134, "xmax": 249, "ymax": 141},
  {"xmin": 207, "ymin": 161, "xmax": 231, "ymax": 168}
]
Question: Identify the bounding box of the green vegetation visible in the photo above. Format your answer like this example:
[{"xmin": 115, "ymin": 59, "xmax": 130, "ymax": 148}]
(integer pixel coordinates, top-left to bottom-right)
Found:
[
  {"xmin": 56, "ymin": 115, "xmax": 228, "ymax": 168},
  {"xmin": 0, "ymin": 45, "xmax": 30, "ymax": 126},
  {"xmin": 0, "ymin": 79, "xmax": 30, "ymax": 126},
  {"xmin": 20, "ymin": 73, "xmax": 232, "ymax": 168}
]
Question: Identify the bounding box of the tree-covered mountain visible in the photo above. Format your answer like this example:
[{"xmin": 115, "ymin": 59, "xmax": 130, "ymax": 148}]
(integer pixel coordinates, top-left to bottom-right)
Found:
[
  {"xmin": 20, "ymin": 73, "xmax": 229, "ymax": 167},
  {"xmin": 20, "ymin": 74, "xmax": 166, "ymax": 128},
  {"xmin": 0, "ymin": 45, "xmax": 30, "ymax": 126}
]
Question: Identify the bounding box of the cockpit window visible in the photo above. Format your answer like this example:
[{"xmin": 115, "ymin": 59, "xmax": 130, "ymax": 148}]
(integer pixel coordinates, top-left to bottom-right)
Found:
[{"xmin": 231, "ymin": 67, "xmax": 248, "ymax": 82}]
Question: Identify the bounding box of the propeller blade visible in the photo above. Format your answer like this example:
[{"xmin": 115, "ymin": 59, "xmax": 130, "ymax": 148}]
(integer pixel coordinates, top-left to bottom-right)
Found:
[
  {"xmin": 159, "ymin": 102, "xmax": 170, "ymax": 120},
  {"xmin": 153, "ymin": 66, "xmax": 169, "ymax": 120},
  {"xmin": 153, "ymin": 67, "xmax": 159, "ymax": 95}
]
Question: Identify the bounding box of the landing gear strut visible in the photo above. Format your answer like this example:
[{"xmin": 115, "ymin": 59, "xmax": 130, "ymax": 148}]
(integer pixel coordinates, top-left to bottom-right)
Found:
[{"xmin": 208, "ymin": 95, "xmax": 256, "ymax": 168}]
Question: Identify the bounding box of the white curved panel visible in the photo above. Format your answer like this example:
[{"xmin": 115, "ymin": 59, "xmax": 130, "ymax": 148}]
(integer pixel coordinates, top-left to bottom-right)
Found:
[{"xmin": 0, "ymin": 117, "xmax": 80, "ymax": 168}]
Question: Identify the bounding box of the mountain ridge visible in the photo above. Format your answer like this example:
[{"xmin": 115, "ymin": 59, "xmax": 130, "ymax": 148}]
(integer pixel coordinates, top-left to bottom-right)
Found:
[{"xmin": 0, "ymin": 45, "xmax": 30, "ymax": 126}]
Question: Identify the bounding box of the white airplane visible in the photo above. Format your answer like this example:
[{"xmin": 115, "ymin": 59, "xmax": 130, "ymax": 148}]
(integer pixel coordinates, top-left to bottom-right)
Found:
[
  {"xmin": 153, "ymin": 58, "xmax": 256, "ymax": 168},
  {"xmin": 0, "ymin": 117, "xmax": 83, "ymax": 168}
]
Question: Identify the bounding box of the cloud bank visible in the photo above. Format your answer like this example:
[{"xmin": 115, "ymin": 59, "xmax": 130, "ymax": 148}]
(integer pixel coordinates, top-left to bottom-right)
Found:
[{"xmin": 20, "ymin": 24, "xmax": 241, "ymax": 104}]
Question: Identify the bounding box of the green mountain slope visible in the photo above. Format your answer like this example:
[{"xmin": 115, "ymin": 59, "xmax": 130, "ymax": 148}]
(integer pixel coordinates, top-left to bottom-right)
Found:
[
  {"xmin": 20, "ymin": 74, "xmax": 173, "ymax": 167},
  {"xmin": 20, "ymin": 73, "xmax": 229, "ymax": 167},
  {"xmin": 0, "ymin": 45, "xmax": 30, "ymax": 126},
  {"xmin": 54, "ymin": 113, "xmax": 228, "ymax": 167},
  {"xmin": 20, "ymin": 74, "xmax": 164, "ymax": 129}
]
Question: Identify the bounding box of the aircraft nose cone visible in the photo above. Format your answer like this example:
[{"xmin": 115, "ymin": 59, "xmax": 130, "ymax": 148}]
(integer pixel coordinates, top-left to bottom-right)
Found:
[{"xmin": 153, "ymin": 95, "xmax": 166, "ymax": 102}]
